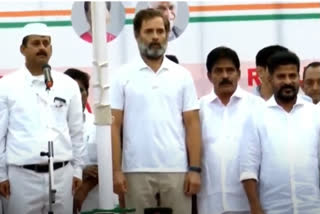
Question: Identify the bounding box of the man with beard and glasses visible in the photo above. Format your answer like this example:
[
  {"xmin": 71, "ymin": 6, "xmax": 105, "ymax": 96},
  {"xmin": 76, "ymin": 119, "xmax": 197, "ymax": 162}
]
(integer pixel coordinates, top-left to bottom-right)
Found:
[
  {"xmin": 0, "ymin": 23, "xmax": 85, "ymax": 214},
  {"xmin": 302, "ymin": 62, "xmax": 320, "ymax": 104},
  {"xmin": 240, "ymin": 51, "xmax": 320, "ymax": 214},
  {"xmin": 110, "ymin": 9, "xmax": 202, "ymax": 214},
  {"xmin": 197, "ymin": 47, "xmax": 263, "ymax": 214}
]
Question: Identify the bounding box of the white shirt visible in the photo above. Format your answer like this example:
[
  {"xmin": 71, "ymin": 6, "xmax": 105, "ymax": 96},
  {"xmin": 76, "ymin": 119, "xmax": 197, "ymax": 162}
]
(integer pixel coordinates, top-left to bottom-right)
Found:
[
  {"xmin": 240, "ymin": 96, "xmax": 320, "ymax": 214},
  {"xmin": 252, "ymin": 85, "xmax": 262, "ymax": 97},
  {"xmin": 198, "ymin": 87, "xmax": 263, "ymax": 214},
  {"xmin": 0, "ymin": 66, "xmax": 85, "ymax": 181},
  {"xmin": 83, "ymin": 110, "xmax": 97, "ymax": 165},
  {"xmin": 300, "ymin": 94, "xmax": 313, "ymax": 103},
  {"xmin": 110, "ymin": 56, "xmax": 199, "ymax": 172}
]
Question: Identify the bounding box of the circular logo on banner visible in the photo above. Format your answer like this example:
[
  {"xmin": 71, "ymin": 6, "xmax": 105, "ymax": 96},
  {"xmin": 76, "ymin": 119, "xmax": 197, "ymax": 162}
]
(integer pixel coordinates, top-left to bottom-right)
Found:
[
  {"xmin": 135, "ymin": 1, "xmax": 189, "ymax": 41},
  {"xmin": 71, "ymin": 1, "xmax": 126, "ymax": 43}
]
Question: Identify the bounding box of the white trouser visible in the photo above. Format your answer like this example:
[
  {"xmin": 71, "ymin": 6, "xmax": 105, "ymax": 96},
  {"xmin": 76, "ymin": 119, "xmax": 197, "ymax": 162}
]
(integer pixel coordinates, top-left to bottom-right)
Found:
[{"xmin": 7, "ymin": 163, "xmax": 73, "ymax": 214}]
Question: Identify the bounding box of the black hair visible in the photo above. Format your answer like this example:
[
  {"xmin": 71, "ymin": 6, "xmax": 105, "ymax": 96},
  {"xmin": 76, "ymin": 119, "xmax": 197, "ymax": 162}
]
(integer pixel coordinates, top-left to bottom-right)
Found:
[
  {"xmin": 64, "ymin": 68, "xmax": 90, "ymax": 94},
  {"xmin": 206, "ymin": 46, "xmax": 240, "ymax": 73},
  {"xmin": 267, "ymin": 51, "xmax": 300, "ymax": 75},
  {"xmin": 133, "ymin": 8, "xmax": 170, "ymax": 38},
  {"xmin": 256, "ymin": 45, "xmax": 288, "ymax": 68},
  {"xmin": 166, "ymin": 55, "xmax": 179, "ymax": 64},
  {"xmin": 22, "ymin": 36, "xmax": 29, "ymax": 46},
  {"xmin": 84, "ymin": 1, "xmax": 111, "ymax": 13}
]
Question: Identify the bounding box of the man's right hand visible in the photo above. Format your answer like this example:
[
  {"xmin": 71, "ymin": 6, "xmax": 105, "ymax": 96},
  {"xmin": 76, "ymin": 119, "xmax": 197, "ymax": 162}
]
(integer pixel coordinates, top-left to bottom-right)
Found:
[
  {"xmin": 73, "ymin": 187, "xmax": 89, "ymax": 214},
  {"xmin": 113, "ymin": 171, "xmax": 127, "ymax": 194},
  {"xmin": 0, "ymin": 180, "xmax": 10, "ymax": 199},
  {"xmin": 83, "ymin": 165, "xmax": 98, "ymax": 179}
]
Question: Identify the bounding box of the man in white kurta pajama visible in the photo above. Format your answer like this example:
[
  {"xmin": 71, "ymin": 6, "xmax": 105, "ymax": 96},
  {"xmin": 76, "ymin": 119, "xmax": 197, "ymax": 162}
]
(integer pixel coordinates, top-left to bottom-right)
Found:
[
  {"xmin": 198, "ymin": 46, "xmax": 263, "ymax": 214},
  {"xmin": 240, "ymin": 51, "xmax": 320, "ymax": 214}
]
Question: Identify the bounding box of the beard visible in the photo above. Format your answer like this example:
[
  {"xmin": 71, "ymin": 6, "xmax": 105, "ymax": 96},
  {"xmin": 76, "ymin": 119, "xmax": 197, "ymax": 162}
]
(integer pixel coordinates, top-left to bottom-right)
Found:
[
  {"xmin": 275, "ymin": 85, "xmax": 298, "ymax": 102},
  {"xmin": 138, "ymin": 41, "xmax": 167, "ymax": 60}
]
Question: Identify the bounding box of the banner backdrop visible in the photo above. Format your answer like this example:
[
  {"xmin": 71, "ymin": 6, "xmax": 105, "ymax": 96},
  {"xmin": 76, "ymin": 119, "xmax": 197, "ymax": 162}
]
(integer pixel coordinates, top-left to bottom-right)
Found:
[{"xmin": 1, "ymin": 1, "xmax": 320, "ymax": 98}]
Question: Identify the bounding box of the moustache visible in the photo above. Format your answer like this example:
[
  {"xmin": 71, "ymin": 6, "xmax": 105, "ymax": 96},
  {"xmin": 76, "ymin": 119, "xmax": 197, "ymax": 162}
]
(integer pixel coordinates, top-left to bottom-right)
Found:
[
  {"xmin": 219, "ymin": 79, "xmax": 232, "ymax": 86},
  {"xmin": 149, "ymin": 42, "xmax": 161, "ymax": 48},
  {"xmin": 36, "ymin": 51, "xmax": 47, "ymax": 56},
  {"xmin": 280, "ymin": 84, "xmax": 296, "ymax": 92}
]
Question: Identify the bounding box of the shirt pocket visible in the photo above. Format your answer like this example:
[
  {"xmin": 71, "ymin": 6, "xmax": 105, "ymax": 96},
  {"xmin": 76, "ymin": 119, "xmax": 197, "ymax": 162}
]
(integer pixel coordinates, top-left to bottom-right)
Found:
[{"xmin": 50, "ymin": 103, "xmax": 68, "ymax": 131}]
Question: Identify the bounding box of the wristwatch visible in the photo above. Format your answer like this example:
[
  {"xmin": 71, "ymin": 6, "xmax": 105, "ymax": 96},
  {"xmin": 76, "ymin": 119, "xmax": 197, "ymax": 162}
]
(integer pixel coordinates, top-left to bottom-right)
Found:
[{"xmin": 188, "ymin": 166, "xmax": 202, "ymax": 173}]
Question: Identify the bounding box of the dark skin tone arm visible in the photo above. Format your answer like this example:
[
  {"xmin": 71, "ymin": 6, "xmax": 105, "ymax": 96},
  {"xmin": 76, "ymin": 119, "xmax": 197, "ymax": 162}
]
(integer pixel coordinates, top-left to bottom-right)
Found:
[
  {"xmin": 73, "ymin": 172, "xmax": 98, "ymax": 213},
  {"xmin": 242, "ymin": 179, "xmax": 265, "ymax": 214},
  {"xmin": 111, "ymin": 109, "xmax": 127, "ymax": 195},
  {"xmin": 182, "ymin": 110, "xmax": 202, "ymax": 196}
]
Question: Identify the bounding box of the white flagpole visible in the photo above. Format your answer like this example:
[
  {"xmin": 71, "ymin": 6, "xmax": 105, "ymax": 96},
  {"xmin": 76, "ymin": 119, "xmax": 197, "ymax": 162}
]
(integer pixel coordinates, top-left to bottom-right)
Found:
[{"xmin": 91, "ymin": 1, "xmax": 114, "ymax": 209}]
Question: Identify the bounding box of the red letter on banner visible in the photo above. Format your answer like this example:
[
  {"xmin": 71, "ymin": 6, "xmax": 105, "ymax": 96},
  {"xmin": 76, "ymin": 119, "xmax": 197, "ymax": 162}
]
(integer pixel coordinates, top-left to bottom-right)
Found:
[{"xmin": 248, "ymin": 68, "xmax": 260, "ymax": 86}]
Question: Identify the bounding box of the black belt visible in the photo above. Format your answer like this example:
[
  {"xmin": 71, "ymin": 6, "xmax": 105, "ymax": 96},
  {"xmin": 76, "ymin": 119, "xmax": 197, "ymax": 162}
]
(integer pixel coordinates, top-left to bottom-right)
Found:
[{"xmin": 22, "ymin": 161, "xmax": 69, "ymax": 173}]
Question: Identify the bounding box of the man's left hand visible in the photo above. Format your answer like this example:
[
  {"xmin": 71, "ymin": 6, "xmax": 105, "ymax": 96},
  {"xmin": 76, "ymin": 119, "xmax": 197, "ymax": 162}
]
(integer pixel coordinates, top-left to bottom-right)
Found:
[
  {"xmin": 72, "ymin": 177, "xmax": 82, "ymax": 195},
  {"xmin": 73, "ymin": 187, "xmax": 89, "ymax": 214},
  {"xmin": 184, "ymin": 171, "xmax": 201, "ymax": 196}
]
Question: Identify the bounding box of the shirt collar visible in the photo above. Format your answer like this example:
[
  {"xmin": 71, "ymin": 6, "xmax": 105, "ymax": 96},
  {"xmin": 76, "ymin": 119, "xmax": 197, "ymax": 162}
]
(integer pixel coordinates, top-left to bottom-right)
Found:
[
  {"xmin": 253, "ymin": 85, "xmax": 261, "ymax": 96},
  {"xmin": 136, "ymin": 55, "xmax": 170, "ymax": 73},
  {"xmin": 22, "ymin": 64, "xmax": 44, "ymax": 86},
  {"xmin": 266, "ymin": 94, "xmax": 305, "ymax": 108},
  {"xmin": 208, "ymin": 86, "xmax": 245, "ymax": 103}
]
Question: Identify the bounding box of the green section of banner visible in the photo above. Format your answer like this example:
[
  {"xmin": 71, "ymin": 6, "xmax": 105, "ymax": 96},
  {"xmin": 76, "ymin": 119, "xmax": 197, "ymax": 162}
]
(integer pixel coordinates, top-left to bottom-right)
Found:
[
  {"xmin": 0, "ymin": 13, "xmax": 319, "ymax": 28},
  {"xmin": 189, "ymin": 13, "xmax": 320, "ymax": 22},
  {"xmin": 0, "ymin": 20, "xmax": 71, "ymax": 28},
  {"xmin": 81, "ymin": 207, "xmax": 136, "ymax": 214}
]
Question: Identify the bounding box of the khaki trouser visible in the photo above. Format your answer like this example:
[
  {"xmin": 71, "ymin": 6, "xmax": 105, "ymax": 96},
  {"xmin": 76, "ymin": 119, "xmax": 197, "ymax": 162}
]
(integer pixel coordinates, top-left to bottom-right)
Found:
[{"xmin": 125, "ymin": 172, "xmax": 191, "ymax": 214}]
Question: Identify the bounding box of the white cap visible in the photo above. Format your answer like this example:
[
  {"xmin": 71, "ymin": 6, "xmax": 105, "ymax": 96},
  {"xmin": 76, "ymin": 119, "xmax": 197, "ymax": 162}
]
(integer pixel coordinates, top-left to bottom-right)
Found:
[{"xmin": 21, "ymin": 23, "xmax": 52, "ymax": 41}]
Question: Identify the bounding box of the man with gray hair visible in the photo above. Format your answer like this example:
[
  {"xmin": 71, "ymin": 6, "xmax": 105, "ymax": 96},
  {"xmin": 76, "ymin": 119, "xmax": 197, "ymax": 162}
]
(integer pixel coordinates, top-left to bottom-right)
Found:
[
  {"xmin": 111, "ymin": 9, "xmax": 202, "ymax": 213},
  {"xmin": 148, "ymin": 1, "xmax": 183, "ymax": 40},
  {"xmin": 0, "ymin": 23, "xmax": 85, "ymax": 214}
]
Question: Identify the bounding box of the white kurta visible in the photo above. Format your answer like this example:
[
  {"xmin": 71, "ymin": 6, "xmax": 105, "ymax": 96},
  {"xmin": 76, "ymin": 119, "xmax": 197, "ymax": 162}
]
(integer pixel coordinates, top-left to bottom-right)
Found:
[
  {"xmin": 240, "ymin": 96, "xmax": 320, "ymax": 214},
  {"xmin": 198, "ymin": 87, "xmax": 263, "ymax": 214}
]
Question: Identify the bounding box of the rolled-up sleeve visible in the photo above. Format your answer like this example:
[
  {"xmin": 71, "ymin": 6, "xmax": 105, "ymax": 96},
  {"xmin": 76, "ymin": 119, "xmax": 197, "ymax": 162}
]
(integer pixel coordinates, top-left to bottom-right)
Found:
[
  {"xmin": 240, "ymin": 111, "xmax": 261, "ymax": 182},
  {"xmin": 67, "ymin": 83, "xmax": 85, "ymax": 179},
  {"xmin": 0, "ymin": 83, "xmax": 8, "ymax": 182}
]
